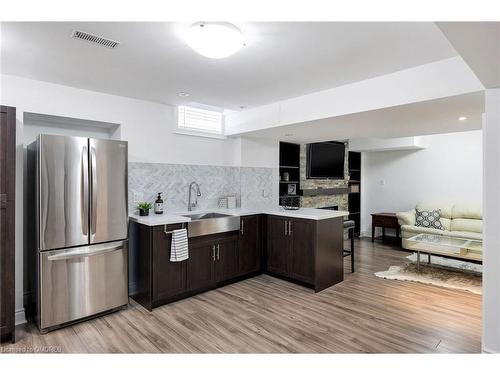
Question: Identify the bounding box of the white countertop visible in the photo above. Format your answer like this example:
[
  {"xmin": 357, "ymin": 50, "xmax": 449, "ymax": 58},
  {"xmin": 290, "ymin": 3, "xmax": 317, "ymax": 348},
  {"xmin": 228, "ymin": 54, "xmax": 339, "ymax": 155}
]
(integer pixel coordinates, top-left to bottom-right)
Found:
[{"xmin": 129, "ymin": 207, "xmax": 349, "ymax": 226}]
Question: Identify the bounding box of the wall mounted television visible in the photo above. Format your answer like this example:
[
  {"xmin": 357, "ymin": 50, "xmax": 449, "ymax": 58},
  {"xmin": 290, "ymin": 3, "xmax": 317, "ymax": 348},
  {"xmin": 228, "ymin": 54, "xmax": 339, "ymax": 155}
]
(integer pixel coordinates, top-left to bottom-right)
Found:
[{"xmin": 306, "ymin": 141, "xmax": 345, "ymax": 179}]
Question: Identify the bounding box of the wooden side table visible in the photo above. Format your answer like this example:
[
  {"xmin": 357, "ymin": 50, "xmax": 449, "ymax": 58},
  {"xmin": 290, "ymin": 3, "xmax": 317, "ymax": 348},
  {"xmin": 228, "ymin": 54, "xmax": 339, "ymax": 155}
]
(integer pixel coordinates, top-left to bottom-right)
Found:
[{"xmin": 371, "ymin": 213, "xmax": 400, "ymax": 243}]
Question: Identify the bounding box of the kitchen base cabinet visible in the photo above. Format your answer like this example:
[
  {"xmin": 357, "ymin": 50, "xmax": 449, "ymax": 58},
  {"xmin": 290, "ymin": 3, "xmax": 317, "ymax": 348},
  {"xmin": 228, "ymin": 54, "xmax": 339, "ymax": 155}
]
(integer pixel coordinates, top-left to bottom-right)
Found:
[
  {"xmin": 130, "ymin": 222, "xmax": 187, "ymax": 311},
  {"xmin": 216, "ymin": 235, "xmax": 239, "ymax": 282},
  {"xmin": 130, "ymin": 222, "xmax": 253, "ymax": 311},
  {"xmin": 153, "ymin": 226, "xmax": 187, "ymax": 301},
  {"xmin": 289, "ymin": 219, "xmax": 315, "ymax": 284},
  {"xmin": 187, "ymin": 238, "xmax": 216, "ymax": 292},
  {"xmin": 267, "ymin": 216, "xmax": 289, "ymax": 277},
  {"xmin": 238, "ymin": 215, "xmax": 262, "ymax": 276},
  {"xmin": 266, "ymin": 215, "xmax": 344, "ymax": 292},
  {"xmin": 130, "ymin": 212, "xmax": 344, "ymax": 311}
]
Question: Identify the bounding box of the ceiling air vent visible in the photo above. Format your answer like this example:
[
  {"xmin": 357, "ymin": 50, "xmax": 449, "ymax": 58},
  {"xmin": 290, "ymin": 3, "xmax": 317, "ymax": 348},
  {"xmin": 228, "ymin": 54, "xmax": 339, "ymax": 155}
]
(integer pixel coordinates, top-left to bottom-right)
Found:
[{"xmin": 71, "ymin": 30, "xmax": 120, "ymax": 49}]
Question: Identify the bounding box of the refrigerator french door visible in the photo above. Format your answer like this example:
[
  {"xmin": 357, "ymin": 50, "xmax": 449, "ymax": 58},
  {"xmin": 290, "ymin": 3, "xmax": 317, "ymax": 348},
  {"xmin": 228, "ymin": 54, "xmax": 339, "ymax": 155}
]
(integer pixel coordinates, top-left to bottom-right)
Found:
[{"xmin": 32, "ymin": 134, "xmax": 128, "ymax": 332}]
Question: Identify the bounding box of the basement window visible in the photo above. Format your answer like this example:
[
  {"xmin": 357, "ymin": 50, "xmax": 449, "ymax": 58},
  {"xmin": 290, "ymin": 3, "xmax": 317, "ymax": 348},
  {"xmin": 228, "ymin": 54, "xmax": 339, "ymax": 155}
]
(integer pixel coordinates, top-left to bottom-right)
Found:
[{"xmin": 176, "ymin": 105, "xmax": 225, "ymax": 138}]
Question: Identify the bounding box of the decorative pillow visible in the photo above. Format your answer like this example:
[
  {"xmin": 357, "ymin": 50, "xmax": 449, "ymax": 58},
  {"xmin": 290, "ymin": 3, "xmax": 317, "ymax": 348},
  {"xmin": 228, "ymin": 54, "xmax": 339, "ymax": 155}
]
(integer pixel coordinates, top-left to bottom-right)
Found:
[{"xmin": 415, "ymin": 209, "xmax": 444, "ymax": 230}]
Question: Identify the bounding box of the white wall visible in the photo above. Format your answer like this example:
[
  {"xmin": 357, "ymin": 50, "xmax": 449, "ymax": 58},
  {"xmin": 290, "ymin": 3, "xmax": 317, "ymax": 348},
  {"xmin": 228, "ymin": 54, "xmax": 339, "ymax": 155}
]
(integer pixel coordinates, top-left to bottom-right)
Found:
[
  {"xmin": 240, "ymin": 137, "xmax": 279, "ymax": 168},
  {"xmin": 360, "ymin": 130, "xmax": 483, "ymax": 236},
  {"xmin": 239, "ymin": 136, "xmax": 280, "ymax": 205},
  {"xmin": 2, "ymin": 74, "xmax": 241, "ymax": 165},
  {"xmin": 482, "ymin": 89, "xmax": 500, "ymax": 353},
  {"xmin": 0, "ymin": 74, "xmax": 243, "ymax": 324}
]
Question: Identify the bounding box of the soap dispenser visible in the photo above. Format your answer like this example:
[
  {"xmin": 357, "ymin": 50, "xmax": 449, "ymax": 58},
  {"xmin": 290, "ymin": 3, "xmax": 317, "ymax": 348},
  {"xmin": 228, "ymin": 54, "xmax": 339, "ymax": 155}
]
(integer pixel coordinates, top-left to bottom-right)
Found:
[{"xmin": 154, "ymin": 192, "xmax": 164, "ymax": 215}]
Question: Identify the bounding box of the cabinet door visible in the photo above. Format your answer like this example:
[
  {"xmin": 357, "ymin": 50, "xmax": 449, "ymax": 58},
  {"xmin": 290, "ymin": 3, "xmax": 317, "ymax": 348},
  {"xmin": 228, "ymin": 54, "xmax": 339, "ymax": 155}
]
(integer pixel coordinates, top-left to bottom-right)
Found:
[
  {"xmin": 216, "ymin": 234, "xmax": 239, "ymax": 282},
  {"xmin": 267, "ymin": 216, "xmax": 289, "ymax": 276},
  {"xmin": 152, "ymin": 227, "xmax": 187, "ymax": 301},
  {"xmin": 290, "ymin": 218, "xmax": 315, "ymax": 284},
  {"xmin": 187, "ymin": 238, "xmax": 215, "ymax": 292},
  {"xmin": 1, "ymin": 106, "xmax": 15, "ymax": 342},
  {"xmin": 238, "ymin": 215, "xmax": 261, "ymax": 275}
]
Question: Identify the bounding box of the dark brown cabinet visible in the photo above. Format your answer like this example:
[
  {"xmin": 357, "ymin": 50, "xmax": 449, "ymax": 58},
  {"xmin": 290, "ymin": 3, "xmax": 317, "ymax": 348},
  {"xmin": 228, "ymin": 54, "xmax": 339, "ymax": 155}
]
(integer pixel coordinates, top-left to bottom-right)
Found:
[
  {"xmin": 289, "ymin": 219, "xmax": 315, "ymax": 283},
  {"xmin": 131, "ymin": 222, "xmax": 243, "ymax": 311},
  {"xmin": 267, "ymin": 216, "xmax": 289, "ymax": 276},
  {"xmin": 153, "ymin": 227, "xmax": 187, "ymax": 301},
  {"xmin": 187, "ymin": 238, "xmax": 216, "ymax": 292},
  {"xmin": 238, "ymin": 215, "xmax": 261, "ymax": 275},
  {"xmin": 267, "ymin": 216, "xmax": 315, "ymax": 282},
  {"xmin": 215, "ymin": 235, "xmax": 239, "ymax": 282},
  {"xmin": 267, "ymin": 214, "xmax": 344, "ymax": 291},
  {"xmin": 1, "ymin": 105, "xmax": 15, "ymax": 343},
  {"xmin": 131, "ymin": 212, "xmax": 344, "ymax": 311},
  {"xmin": 187, "ymin": 233, "xmax": 239, "ymax": 290}
]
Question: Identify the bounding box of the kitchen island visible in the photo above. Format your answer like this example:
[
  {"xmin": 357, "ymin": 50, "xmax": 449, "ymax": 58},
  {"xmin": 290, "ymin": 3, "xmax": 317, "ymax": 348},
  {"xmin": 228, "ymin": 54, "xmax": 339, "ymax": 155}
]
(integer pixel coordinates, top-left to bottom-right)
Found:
[{"xmin": 129, "ymin": 207, "xmax": 348, "ymax": 310}]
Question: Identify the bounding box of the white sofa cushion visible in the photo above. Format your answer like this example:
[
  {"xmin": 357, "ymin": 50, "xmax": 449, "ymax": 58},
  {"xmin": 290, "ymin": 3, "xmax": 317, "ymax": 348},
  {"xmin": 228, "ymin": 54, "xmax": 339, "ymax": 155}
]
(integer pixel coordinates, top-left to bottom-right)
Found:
[
  {"xmin": 452, "ymin": 204, "xmax": 482, "ymax": 219},
  {"xmin": 450, "ymin": 218, "xmax": 482, "ymax": 233},
  {"xmin": 400, "ymin": 224, "xmax": 446, "ymax": 238},
  {"xmin": 400, "ymin": 225, "xmax": 482, "ymax": 241},
  {"xmin": 416, "ymin": 202, "xmax": 454, "ymax": 219},
  {"xmin": 448, "ymin": 231, "xmax": 483, "ymax": 241},
  {"xmin": 440, "ymin": 217, "xmax": 451, "ymax": 231},
  {"xmin": 396, "ymin": 210, "xmax": 415, "ymax": 226}
]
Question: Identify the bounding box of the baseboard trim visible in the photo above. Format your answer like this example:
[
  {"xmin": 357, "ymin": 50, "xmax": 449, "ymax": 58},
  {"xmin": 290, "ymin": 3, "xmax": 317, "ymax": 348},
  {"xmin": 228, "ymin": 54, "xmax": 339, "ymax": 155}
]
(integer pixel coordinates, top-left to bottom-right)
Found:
[
  {"xmin": 129, "ymin": 281, "xmax": 138, "ymax": 296},
  {"xmin": 360, "ymin": 231, "xmax": 371, "ymax": 238},
  {"xmin": 482, "ymin": 346, "xmax": 498, "ymax": 353},
  {"xmin": 15, "ymin": 308, "xmax": 27, "ymax": 326}
]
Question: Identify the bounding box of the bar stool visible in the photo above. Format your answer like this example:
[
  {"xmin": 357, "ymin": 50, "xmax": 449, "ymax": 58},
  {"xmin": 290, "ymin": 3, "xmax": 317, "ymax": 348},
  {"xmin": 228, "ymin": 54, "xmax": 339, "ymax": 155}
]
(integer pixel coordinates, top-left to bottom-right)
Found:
[{"xmin": 343, "ymin": 220, "xmax": 355, "ymax": 272}]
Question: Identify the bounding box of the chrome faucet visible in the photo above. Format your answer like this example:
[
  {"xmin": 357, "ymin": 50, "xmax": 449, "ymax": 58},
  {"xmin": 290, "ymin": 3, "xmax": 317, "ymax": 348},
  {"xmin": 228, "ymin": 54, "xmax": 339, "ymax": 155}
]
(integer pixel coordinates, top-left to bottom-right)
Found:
[{"xmin": 188, "ymin": 181, "xmax": 202, "ymax": 211}]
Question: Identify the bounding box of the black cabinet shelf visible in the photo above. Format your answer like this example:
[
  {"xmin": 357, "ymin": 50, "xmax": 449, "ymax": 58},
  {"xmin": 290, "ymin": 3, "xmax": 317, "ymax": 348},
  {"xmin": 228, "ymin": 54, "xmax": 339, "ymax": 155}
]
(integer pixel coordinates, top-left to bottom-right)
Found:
[
  {"xmin": 279, "ymin": 142, "xmax": 301, "ymax": 204},
  {"xmin": 348, "ymin": 151, "xmax": 361, "ymax": 237}
]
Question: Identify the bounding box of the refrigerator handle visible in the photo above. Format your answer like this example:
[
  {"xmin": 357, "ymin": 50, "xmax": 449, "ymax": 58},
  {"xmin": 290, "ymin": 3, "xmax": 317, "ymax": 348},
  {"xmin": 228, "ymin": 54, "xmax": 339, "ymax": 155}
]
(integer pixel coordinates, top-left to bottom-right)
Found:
[
  {"xmin": 90, "ymin": 146, "xmax": 97, "ymax": 238},
  {"xmin": 81, "ymin": 146, "xmax": 89, "ymax": 236}
]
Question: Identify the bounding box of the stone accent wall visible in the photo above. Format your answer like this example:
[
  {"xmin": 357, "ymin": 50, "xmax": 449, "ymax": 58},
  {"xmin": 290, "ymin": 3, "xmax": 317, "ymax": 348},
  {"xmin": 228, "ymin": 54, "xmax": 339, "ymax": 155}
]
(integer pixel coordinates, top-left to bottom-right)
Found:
[{"xmin": 299, "ymin": 143, "xmax": 349, "ymax": 210}]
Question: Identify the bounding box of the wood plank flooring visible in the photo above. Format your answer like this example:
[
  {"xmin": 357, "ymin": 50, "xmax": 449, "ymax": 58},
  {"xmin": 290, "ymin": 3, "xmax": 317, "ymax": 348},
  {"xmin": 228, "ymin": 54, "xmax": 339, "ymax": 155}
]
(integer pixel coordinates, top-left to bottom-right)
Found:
[{"xmin": 1, "ymin": 239, "xmax": 481, "ymax": 353}]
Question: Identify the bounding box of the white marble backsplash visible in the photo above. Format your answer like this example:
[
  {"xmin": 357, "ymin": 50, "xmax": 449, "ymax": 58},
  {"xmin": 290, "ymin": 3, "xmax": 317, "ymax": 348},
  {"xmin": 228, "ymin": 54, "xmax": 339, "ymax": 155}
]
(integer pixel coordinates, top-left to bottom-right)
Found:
[{"xmin": 128, "ymin": 162, "xmax": 274, "ymax": 214}]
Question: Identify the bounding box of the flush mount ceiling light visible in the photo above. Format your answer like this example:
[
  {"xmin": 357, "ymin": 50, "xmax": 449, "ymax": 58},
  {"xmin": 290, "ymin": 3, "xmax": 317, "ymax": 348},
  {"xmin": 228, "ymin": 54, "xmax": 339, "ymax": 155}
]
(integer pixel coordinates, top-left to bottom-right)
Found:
[
  {"xmin": 178, "ymin": 92, "xmax": 190, "ymax": 97},
  {"xmin": 458, "ymin": 116, "xmax": 468, "ymax": 121},
  {"xmin": 184, "ymin": 22, "xmax": 246, "ymax": 59}
]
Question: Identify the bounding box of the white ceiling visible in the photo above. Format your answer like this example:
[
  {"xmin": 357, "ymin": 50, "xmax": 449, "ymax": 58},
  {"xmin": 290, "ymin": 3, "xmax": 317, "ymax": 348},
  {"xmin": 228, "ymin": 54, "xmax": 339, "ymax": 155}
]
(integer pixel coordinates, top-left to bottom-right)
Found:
[
  {"xmin": 437, "ymin": 22, "xmax": 500, "ymax": 89},
  {"xmin": 0, "ymin": 22, "xmax": 458, "ymax": 110},
  {"xmin": 241, "ymin": 91, "xmax": 484, "ymax": 143}
]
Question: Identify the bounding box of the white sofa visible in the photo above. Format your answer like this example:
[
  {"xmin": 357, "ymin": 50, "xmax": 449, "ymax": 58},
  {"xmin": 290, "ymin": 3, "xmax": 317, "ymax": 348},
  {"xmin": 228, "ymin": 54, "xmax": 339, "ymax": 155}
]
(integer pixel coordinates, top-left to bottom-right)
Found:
[{"xmin": 396, "ymin": 202, "xmax": 482, "ymax": 250}]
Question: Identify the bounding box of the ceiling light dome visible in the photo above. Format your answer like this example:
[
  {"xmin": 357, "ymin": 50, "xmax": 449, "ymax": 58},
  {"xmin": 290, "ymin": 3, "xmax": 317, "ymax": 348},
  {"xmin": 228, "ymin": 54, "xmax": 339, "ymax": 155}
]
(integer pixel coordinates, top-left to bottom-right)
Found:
[{"xmin": 184, "ymin": 22, "xmax": 246, "ymax": 59}]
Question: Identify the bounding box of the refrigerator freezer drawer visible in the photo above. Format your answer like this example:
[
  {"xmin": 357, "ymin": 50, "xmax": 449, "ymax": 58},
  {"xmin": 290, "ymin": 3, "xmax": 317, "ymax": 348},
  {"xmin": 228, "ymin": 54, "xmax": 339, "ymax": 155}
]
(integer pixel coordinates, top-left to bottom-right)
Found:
[{"xmin": 39, "ymin": 240, "xmax": 128, "ymax": 330}]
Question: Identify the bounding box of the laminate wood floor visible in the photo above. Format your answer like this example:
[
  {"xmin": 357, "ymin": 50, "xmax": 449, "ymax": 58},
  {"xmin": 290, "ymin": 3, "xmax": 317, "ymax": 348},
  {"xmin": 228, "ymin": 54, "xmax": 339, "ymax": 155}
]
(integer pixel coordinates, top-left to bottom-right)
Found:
[{"xmin": 1, "ymin": 239, "xmax": 481, "ymax": 353}]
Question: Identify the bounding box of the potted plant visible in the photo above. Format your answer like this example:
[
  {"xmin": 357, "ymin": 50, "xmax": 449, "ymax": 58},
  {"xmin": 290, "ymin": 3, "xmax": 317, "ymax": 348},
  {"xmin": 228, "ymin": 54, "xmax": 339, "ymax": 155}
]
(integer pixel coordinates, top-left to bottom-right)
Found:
[{"xmin": 137, "ymin": 202, "xmax": 153, "ymax": 216}]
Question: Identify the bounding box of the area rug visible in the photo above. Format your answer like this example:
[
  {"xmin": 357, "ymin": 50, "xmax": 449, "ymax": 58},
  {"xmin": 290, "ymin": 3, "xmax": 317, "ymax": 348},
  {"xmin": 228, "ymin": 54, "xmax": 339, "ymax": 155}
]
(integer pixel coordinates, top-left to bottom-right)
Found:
[{"xmin": 374, "ymin": 253, "xmax": 482, "ymax": 294}]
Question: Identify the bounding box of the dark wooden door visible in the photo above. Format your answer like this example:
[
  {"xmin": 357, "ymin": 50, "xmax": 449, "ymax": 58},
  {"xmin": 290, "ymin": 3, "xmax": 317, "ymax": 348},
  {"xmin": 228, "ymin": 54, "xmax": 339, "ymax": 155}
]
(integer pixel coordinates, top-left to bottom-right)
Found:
[
  {"xmin": 152, "ymin": 227, "xmax": 187, "ymax": 302},
  {"xmin": 267, "ymin": 216, "xmax": 289, "ymax": 276},
  {"xmin": 0, "ymin": 105, "xmax": 15, "ymax": 343},
  {"xmin": 187, "ymin": 238, "xmax": 215, "ymax": 292},
  {"xmin": 215, "ymin": 234, "xmax": 239, "ymax": 282},
  {"xmin": 289, "ymin": 218, "xmax": 315, "ymax": 284},
  {"xmin": 238, "ymin": 215, "xmax": 261, "ymax": 275}
]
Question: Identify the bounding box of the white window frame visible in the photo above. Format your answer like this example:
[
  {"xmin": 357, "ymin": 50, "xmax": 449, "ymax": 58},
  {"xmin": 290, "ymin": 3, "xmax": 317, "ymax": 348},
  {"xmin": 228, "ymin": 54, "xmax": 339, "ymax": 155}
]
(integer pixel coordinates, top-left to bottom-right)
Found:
[{"xmin": 174, "ymin": 104, "xmax": 226, "ymax": 139}]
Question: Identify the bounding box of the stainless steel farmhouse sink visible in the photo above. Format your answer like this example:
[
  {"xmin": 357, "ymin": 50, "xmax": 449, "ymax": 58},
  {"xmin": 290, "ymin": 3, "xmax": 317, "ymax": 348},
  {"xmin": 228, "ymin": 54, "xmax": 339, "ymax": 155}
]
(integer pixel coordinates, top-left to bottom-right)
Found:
[{"xmin": 181, "ymin": 212, "xmax": 240, "ymax": 237}]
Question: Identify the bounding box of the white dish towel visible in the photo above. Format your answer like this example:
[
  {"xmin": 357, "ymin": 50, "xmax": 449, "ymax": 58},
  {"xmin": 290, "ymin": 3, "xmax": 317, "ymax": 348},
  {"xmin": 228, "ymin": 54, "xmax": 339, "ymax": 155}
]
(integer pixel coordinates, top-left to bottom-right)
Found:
[{"xmin": 170, "ymin": 229, "xmax": 189, "ymax": 262}]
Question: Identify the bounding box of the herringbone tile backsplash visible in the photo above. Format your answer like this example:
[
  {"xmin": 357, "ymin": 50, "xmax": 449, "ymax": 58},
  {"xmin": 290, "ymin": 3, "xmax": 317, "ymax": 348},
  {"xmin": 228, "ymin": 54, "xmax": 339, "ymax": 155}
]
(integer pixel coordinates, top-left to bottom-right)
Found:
[{"xmin": 129, "ymin": 162, "xmax": 274, "ymax": 214}]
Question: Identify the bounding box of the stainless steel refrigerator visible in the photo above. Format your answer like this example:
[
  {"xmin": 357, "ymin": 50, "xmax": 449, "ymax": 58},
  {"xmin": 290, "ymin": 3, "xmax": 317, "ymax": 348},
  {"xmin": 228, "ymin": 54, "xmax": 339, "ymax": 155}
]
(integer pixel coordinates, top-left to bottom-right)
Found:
[{"xmin": 28, "ymin": 134, "xmax": 128, "ymax": 333}]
